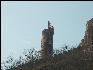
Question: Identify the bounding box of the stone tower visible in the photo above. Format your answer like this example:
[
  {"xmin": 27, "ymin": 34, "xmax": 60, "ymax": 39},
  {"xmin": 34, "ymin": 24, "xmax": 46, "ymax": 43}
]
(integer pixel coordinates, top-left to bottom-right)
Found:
[
  {"xmin": 79, "ymin": 18, "xmax": 93, "ymax": 51},
  {"xmin": 40, "ymin": 21, "xmax": 54, "ymax": 59}
]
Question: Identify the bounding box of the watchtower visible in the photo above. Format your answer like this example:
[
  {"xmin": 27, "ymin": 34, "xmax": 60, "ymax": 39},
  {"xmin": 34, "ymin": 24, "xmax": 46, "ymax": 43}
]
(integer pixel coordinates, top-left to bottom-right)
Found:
[{"xmin": 40, "ymin": 21, "xmax": 54, "ymax": 59}]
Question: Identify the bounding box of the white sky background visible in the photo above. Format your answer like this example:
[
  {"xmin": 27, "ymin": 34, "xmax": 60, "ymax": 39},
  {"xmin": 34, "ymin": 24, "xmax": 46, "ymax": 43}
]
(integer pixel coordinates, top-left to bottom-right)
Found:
[{"xmin": 1, "ymin": 1, "xmax": 93, "ymax": 61}]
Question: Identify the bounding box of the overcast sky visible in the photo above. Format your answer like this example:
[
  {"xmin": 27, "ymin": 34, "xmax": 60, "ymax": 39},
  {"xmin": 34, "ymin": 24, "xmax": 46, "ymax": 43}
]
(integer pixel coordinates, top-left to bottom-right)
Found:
[{"xmin": 1, "ymin": 1, "xmax": 93, "ymax": 61}]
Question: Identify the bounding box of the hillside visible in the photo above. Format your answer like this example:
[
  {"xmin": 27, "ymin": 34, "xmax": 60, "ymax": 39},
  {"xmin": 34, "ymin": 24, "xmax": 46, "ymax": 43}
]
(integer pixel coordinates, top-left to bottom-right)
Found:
[
  {"xmin": 2, "ymin": 18, "xmax": 93, "ymax": 70},
  {"xmin": 3, "ymin": 45, "xmax": 93, "ymax": 70}
]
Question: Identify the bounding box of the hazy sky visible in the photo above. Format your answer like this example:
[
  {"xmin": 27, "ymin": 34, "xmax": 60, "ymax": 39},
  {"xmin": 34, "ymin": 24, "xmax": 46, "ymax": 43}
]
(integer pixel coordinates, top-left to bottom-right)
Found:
[{"xmin": 1, "ymin": 1, "xmax": 93, "ymax": 61}]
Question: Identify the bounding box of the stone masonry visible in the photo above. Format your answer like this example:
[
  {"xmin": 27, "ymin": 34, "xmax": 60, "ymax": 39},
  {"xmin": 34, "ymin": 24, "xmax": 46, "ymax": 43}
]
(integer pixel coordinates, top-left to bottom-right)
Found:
[
  {"xmin": 40, "ymin": 21, "xmax": 54, "ymax": 59},
  {"xmin": 79, "ymin": 18, "xmax": 93, "ymax": 51}
]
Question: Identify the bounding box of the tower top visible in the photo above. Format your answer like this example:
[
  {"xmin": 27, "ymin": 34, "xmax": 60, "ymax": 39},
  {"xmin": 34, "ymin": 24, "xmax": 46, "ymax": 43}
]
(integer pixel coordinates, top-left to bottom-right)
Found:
[
  {"xmin": 48, "ymin": 21, "xmax": 51, "ymax": 29},
  {"xmin": 48, "ymin": 21, "xmax": 54, "ymax": 30}
]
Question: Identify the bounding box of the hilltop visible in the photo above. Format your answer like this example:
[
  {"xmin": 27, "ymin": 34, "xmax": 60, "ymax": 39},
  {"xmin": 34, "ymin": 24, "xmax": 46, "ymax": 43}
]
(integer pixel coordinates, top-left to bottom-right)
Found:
[{"xmin": 2, "ymin": 18, "xmax": 93, "ymax": 70}]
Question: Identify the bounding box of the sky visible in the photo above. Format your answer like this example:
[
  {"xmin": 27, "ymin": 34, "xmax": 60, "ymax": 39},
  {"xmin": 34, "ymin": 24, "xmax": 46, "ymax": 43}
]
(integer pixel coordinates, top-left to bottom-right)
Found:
[{"xmin": 1, "ymin": 1, "xmax": 93, "ymax": 62}]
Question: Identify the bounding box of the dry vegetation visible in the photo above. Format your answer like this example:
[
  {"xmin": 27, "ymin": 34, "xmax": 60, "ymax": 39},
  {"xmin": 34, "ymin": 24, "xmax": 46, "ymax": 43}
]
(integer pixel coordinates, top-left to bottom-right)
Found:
[{"xmin": 1, "ymin": 45, "xmax": 93, "ymax": 70}]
